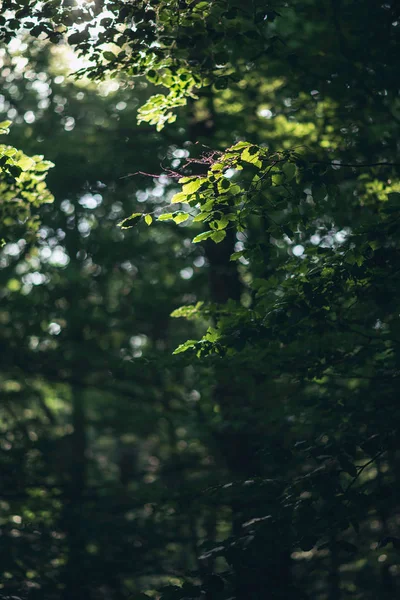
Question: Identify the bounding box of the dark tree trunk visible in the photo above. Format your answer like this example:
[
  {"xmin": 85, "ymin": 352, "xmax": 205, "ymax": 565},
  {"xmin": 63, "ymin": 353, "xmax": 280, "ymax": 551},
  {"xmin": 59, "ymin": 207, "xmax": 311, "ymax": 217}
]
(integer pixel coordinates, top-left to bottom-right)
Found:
[
  {"xmin": 188, "ymin": 94, "xmax": 299, "ymax": 600},
  {"xmin": 62, "ymin": 389, "xmax": 89, "ymax": 600}
]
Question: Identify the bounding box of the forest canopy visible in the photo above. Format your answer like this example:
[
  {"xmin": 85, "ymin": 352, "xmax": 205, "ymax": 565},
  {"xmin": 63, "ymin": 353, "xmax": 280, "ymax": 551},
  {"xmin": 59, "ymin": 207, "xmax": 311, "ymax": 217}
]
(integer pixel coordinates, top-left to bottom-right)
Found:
[{"xmin": 0, "ymin": 1, "xmax": 399, "ymax": 599}]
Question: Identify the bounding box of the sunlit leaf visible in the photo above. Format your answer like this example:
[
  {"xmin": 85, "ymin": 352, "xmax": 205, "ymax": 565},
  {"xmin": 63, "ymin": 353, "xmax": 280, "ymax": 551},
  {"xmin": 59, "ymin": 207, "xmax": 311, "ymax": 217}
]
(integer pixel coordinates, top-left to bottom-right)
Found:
[
  {"xmin": 158, "ymin": 213, "xmax": 175, "ymax": 221},
  {"xmin": 118, "ymin": 213, "xmax": 142, "ymax": 229},
  {"xmin": 171, "ymin": 191, "xmax": 188, "ymax": 204},
  {"xmin": 192, "ymin": 230, "xmax": 214, "ymax": 243},
  {"xmin": 173, "ymin": 212, "xmax": 189, "ymax": 224}
]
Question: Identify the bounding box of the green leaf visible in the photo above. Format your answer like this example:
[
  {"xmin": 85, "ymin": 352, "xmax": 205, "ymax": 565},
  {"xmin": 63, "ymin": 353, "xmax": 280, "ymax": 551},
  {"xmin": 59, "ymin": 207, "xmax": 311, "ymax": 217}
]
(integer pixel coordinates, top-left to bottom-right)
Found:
[
  {"xmin": 182, "ymin": 178, "xmax": 205, "ymax": 195},
  {"xmin": 68, "ymin": 30, "xmax": 89, "ymax": 45},
  {"xmin": 230, "ymin": 185, "xmax": 242, "ymax": 195},
  {"xmin": 271, "ymin": 173, "xmax": 284, "ymax": 186},
  {"xmin": 171, "ymin": 191, "xmax": 188, "ymax": 204},
  {"xmin": 241, "ymin": 146, "xmax": 262, "ymax": 167},
  {"xmin": 282, "ymin": 162, "xmax": 296, "ymax": 181},
  {"xmin": 171, "ymin": 302, "xmax": 204, "ymax": 319},
  {"xmin": 0, "ymin": 120, "xmax": 12, "ymax": 133},
  {"xmin": 16, "ymin": 155, "xmax": 36, "ymax": 171},
  {"xmin": 118, "ymin": 213, "xmax": 142, "ymax": 229},
  {"xmin": 205, "ymin": 327, "xmax": 219, "ymax": 342},
  {"xmin": 210, "ymin": 215, "xmax": 229, "ymax": 230},
  {"xmin": 103, "ymin": 51, "xmax": 117, "ymax": 61},
  {"xmin": 229, "ymin": 141, "xmax": 251, "ymax": 151},
  {"xmin": 173, "ymin": 212, "xmax": 189, "ymax": 224},
  {"xmin": 193, "ymin": 212, "xmax": 209, "ymax": 223},
  {"xmin": 211, "ymin": 230, "xmax": 227, "ymax": 243},
  {"xmin": 173, "ymin": 340, "xmax": 198, "ymax": 354},
  {"xmin": 193, "ymin": 1, "xmax": 208, "ymax": 11},
  {"xmin": 192, "ymin": 230, "xmax": 214, "ymax": 243},
  {"xmin": 344, "ymin": 251, "xmax": 356, "ymax": 265},
  {"xmin": 230, "ymin": 250, "xmax": 244, "ymax": 261},
  {"xmin": 158, "ymin": 213, "xmax": 175, "ymax": 221},
  {"xmin": 33, "ymin": 158, "xmax": 55, "ymax": 171},
  {"xmin": 137, "ymin": 91, "xmax": 188, "ymax": 131},
  {"xmin": 144, "ymin": 214, "xmax": 153, "ymax": 226}
]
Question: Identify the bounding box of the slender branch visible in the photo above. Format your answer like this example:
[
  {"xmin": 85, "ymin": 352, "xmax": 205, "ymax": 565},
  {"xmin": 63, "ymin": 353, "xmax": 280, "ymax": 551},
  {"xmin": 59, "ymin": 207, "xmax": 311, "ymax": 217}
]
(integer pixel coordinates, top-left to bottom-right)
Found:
[
  {"xmin": 344, "ymin": 449, "xmax": 387, "ymax": 495},
  {"xmin": 310, "ymin": 160, "xmax": 400, "ymax": 168}
]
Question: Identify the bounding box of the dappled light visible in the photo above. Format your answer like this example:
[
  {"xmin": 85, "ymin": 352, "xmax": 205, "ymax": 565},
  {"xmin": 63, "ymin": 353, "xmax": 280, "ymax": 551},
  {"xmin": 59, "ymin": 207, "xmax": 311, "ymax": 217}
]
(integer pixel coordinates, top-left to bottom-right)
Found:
[{"xmin": 0, "ymin": 1, "xmax": 399, "ymax": 599}]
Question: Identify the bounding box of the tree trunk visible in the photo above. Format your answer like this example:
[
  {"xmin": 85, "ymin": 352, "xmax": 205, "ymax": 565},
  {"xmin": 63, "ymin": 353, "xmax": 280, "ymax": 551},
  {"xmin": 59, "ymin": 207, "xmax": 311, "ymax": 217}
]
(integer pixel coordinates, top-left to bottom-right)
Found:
[
  {"xmin": 188, "ymin": 94, "xmax": 298, "ymax": 600},
  {"xmin": 62, "ymin": 388, "xmax": 89, "ymax": 600}
]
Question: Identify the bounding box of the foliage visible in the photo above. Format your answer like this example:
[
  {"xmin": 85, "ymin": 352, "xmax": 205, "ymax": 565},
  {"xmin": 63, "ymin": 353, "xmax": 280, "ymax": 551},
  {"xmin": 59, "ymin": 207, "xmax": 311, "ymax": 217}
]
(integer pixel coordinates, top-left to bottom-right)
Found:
[
  {"xmin": 0, "ymin": 119, "xmax": 53, "ymax": 242},
  {"xmin": 0, "ymin": 0, "xmax": 278, "ymax": 129},
  {"xmin": 0, "ymin": 1, "xmax": 400, "ymax": 600}
]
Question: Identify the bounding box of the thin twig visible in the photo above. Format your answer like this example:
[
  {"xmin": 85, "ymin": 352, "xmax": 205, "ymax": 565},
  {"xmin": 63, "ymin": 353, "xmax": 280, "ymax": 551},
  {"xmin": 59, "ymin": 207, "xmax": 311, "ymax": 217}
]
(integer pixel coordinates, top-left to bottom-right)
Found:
[{"xmin": 310, "ymin": 161, "xmax": 400, "ymax": 168}]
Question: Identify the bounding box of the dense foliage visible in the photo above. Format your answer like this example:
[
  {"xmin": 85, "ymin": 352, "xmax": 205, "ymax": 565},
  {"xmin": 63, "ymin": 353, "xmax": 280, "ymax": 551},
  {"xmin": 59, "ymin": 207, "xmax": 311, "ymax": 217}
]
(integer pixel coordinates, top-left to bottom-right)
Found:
[
  {"xmin": 0, "ymin": 118, "xmax": 53, "ymax": 242},
  {"xmin": 0, "ymin": 1, "xmax": 400, "ymax": 599}
]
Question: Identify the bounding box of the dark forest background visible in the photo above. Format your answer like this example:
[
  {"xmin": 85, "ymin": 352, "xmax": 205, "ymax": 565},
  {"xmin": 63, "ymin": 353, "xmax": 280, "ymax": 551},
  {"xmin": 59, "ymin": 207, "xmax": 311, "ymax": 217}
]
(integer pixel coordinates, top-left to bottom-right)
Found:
[{"xmin": 0, "ymin": 1, "xmax": 399, "ymax": 599}]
